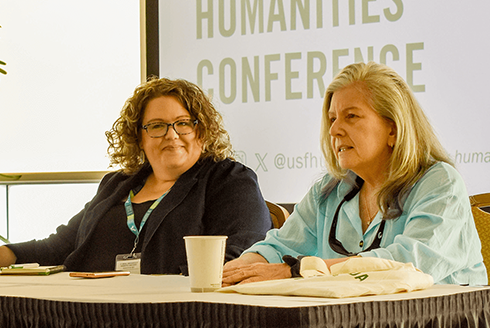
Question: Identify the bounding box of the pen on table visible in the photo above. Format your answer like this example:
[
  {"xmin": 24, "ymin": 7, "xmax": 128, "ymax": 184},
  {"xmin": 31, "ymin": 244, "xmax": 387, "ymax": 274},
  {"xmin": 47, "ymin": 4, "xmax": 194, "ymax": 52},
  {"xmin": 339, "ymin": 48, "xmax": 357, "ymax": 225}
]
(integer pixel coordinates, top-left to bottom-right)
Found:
[{"xmin": 9, "ymin": 263, "xmax": 40, "ymax": 269}]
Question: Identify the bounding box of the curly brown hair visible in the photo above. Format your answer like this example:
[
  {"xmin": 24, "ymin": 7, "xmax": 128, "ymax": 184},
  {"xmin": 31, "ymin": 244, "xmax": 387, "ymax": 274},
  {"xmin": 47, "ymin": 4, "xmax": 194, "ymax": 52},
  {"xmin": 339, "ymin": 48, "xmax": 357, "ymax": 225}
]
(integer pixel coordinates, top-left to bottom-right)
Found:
[{"xmin": 106, "ymin": 77, "xmax": 234, "ymax": 174}]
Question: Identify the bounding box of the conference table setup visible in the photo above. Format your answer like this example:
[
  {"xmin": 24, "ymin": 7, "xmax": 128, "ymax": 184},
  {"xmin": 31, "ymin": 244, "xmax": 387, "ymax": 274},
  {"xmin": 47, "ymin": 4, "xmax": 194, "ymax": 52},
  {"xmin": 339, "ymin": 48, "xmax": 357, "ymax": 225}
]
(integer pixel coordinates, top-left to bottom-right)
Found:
[
  {"xmin": 3, "ymin": 1, "xmax": 490, "ymax": 328},
  {"xmin": 1, "ymin": 272, "xmax": 489, "ymax": 328}
]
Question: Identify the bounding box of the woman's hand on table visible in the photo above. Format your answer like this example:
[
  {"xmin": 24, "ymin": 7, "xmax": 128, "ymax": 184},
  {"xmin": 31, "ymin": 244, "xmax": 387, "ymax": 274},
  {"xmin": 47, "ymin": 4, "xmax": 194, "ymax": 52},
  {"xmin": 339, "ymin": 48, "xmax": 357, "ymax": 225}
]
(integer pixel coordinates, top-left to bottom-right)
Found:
[
  {"xmin": 221, "ymin": 254, "xmax": 356, "ymax": 287},
  {"xmin": 222, "ymin": 252, "xmax": 291, "ymax": 286}
]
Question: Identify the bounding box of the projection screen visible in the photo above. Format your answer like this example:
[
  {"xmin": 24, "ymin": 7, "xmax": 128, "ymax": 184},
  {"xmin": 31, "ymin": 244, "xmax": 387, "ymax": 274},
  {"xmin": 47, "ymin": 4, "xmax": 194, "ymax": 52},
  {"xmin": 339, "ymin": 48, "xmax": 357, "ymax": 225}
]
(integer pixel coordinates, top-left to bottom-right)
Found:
[{"xmin": 157, "ymin": 0, "xmax": 490, "ymax": 203}]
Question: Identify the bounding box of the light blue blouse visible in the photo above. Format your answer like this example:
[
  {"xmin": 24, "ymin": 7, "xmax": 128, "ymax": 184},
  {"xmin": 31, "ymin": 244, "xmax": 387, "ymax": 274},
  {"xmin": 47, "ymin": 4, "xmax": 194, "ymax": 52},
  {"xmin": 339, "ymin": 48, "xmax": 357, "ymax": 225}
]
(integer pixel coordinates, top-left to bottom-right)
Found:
[{"xmin": 246, "ymin": 162, "xmax": 487, "ymax": 285}]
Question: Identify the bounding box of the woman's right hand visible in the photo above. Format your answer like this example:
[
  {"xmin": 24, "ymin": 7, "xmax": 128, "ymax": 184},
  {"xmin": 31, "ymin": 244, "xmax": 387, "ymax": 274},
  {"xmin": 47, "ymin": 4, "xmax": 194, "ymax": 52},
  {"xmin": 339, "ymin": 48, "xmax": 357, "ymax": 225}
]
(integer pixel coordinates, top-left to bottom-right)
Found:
[
  {"xmin": 222, "ymin": 252, "xmax": 291, "ymax": 287},
  {"xmin": 223, "ymin": 252, "xmax": 266, "ymax": 272}
]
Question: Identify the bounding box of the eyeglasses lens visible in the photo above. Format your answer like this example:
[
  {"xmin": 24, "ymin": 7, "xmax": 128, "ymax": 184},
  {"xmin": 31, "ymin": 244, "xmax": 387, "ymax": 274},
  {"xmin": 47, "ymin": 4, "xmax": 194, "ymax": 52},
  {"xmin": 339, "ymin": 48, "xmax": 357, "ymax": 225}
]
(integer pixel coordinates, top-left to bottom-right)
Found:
[{"xmin": 146, "ymin": 120, "xmax": 196, "ymax": 137}]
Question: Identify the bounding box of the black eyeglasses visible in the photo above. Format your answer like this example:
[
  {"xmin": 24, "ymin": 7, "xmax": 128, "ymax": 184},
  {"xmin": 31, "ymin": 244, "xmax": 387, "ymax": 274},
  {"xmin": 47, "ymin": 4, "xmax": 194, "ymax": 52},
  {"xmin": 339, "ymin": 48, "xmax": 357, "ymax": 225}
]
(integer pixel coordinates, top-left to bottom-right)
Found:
[
  {"xmin": 328, "ymin": 176, "xmax": 386, "ymax": 256},
  {"xmin": 142, "ymin": 119, "xmax": 198, "ymax": 138}
]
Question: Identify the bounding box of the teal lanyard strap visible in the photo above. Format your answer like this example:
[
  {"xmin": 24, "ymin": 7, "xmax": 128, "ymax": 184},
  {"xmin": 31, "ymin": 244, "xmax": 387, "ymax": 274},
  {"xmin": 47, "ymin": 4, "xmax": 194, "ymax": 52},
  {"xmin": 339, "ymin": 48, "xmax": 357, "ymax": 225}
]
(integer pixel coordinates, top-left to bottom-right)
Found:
[{"xmin": 124, "ymin": 188, "xmax": 170, "ymax": 255}]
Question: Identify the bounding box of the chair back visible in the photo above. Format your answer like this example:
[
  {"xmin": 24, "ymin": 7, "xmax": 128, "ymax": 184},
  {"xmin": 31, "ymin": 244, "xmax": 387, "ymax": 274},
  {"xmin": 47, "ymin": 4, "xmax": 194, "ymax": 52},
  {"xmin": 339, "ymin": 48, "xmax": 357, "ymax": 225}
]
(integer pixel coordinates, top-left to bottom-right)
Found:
[
  {"xmin": 265, "ymin": 200, "xmax": 290, "ymax": 229},
  {"xmin": 470, "ymin": 193, "xmax": 490, "ymax": 282}
]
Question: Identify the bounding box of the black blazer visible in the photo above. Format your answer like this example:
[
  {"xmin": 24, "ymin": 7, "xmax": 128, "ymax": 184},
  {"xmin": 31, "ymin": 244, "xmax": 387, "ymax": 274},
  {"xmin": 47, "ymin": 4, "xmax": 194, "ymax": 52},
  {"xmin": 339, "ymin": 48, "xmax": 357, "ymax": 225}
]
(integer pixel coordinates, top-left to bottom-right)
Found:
[{"xmin": 9, "ymin": 158, "xmax": 272, "ymax": 274}]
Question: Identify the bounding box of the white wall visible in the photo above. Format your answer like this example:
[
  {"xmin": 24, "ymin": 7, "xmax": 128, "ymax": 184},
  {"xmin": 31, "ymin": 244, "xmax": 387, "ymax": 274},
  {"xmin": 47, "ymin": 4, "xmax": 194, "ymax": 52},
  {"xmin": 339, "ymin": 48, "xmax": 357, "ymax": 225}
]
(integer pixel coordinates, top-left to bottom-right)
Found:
[
  {"xmin": 0, "ymin": 1, "xmax": 141, "ymax": 242},
  {"xmin": 0, "ymin": 0, "xmax": 141, "ymax": 173},
  {"xmin": 7, "ymin": 183, "xmax": 100, "ymax": 243}
]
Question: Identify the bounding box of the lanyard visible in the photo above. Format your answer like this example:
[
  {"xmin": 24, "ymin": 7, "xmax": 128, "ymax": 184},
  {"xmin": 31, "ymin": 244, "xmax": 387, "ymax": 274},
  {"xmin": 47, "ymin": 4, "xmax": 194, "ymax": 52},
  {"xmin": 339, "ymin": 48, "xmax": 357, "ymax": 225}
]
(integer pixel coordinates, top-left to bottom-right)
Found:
[
  {"xmin": 124, "ymin": 188, "xmax": 170, "ymax": 255},
  {"xmin": 328, "ymin": 177, "xmax": 386, "ymax": 256}
]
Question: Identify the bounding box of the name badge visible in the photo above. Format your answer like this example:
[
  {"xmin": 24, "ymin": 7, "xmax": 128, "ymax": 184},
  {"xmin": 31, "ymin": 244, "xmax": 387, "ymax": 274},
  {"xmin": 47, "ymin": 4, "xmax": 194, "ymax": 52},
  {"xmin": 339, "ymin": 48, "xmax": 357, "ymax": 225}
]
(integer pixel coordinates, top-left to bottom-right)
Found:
[{"xmin": 115, "ymin": 253, "xmax": 141, "ymax": 274}]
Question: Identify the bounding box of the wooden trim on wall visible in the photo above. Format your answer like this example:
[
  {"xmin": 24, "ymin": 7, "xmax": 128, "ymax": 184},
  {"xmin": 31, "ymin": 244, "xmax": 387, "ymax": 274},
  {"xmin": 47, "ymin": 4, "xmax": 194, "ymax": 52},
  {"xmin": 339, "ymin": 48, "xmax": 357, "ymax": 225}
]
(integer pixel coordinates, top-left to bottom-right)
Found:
[{"xmin": 0, "ymin": 171, "xmax": 112, "ymax": 185}]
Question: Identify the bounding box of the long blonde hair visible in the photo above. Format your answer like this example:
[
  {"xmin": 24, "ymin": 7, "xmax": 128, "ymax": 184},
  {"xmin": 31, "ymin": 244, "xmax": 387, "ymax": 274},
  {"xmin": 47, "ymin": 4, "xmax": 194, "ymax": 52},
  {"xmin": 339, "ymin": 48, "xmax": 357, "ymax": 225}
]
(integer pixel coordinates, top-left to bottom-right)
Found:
[
  {"xmin": 321, "ymin": 62, "xmax": 452, "ymax": 218},
  {"xmin": 106, "ymin": 77, "xmax": 234, "ymax": 174}
]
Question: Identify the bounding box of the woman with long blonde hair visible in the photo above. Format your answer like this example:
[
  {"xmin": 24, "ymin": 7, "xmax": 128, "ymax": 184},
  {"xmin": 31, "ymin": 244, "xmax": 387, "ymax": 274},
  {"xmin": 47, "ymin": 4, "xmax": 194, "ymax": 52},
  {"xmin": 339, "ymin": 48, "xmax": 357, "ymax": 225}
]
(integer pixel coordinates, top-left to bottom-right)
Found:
[{"xmin": 223, "ymin": 62, "xmax": 486, "ymax": 286}]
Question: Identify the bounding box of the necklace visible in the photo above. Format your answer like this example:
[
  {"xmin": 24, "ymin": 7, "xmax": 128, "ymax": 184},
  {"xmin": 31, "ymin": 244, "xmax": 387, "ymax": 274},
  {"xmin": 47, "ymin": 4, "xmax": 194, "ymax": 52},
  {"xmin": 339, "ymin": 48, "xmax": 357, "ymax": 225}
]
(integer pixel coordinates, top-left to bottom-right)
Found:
[{"xmin": 361, "ymin": 192, "xmax": 377, "ymax": 226}]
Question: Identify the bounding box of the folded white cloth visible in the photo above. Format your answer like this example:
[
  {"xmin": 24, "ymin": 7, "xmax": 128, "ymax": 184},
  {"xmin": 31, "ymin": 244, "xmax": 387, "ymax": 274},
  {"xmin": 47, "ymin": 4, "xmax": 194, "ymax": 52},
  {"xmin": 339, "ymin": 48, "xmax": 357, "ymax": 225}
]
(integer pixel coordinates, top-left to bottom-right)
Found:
[{"xmin": 218, "ymin": 257, "xmax": 434, "ymax": 298}]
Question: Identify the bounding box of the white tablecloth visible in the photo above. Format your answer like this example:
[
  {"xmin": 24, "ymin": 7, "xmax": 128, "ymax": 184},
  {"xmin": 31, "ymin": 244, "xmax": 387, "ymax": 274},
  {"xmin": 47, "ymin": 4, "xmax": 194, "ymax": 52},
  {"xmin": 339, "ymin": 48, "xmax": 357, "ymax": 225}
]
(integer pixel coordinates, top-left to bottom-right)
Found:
[
  {"xmin": 0, "ymin": 272, "xmax": 485, "ymax": 305},
  {"xmin": 1, "ymin": 273, "xmax": 489, "ymax": 327}
]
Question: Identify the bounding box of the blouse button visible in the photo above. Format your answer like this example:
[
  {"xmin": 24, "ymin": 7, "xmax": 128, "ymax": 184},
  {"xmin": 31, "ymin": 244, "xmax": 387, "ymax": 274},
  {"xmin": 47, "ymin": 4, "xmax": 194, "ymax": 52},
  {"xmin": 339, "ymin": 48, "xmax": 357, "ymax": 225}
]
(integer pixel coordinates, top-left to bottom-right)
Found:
[{"xmin": 359, "ymin": 240, "xmax": 364, "ymax": 247}]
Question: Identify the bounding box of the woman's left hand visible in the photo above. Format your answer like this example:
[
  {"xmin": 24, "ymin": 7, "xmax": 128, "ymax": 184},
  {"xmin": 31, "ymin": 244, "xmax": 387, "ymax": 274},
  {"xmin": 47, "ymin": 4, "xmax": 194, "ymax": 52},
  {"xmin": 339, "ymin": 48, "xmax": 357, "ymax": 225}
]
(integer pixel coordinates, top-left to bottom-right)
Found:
[{"xmin": 222, "ymin": 262, "xmax": 291, "ymax": 287}]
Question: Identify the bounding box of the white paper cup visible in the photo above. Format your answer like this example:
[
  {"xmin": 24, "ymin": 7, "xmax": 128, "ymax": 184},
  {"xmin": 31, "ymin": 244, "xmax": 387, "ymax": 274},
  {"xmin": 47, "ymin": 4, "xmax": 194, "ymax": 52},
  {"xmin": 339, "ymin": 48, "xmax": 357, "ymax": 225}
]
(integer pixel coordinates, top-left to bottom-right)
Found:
[{"xmin": 184, "ymin": 235, "xmax": 228, "ymax": 292}]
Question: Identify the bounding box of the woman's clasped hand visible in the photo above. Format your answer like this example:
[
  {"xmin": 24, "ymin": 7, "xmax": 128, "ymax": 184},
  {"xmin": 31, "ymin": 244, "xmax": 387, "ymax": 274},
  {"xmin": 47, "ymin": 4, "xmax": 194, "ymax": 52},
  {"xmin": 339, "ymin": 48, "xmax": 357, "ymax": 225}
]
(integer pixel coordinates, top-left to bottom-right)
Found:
[{"xmin": 222, "ymin": 253, "xmax": 291, "ymax": 287}]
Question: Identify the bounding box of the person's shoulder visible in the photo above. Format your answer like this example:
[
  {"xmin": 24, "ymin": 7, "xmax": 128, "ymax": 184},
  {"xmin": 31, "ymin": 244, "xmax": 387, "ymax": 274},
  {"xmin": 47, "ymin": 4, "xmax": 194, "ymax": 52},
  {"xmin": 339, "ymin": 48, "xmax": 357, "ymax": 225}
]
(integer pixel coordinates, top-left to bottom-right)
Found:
[
  {"xmin": 99, "ymin": 166, "xmax": 150, "ymax": 188},
  {"xmin": 427, "ymin": 161, "xmax": 455, "ymax": 172},
  {"xmin": 420, "ymin": 162, "xmax": 463, "ymax": 185},
  {"xmin": 202, "ymin": 157, "xmax": 256, "ymax": 177},
  {"xmin": 300, "ymin": 172, "xmax": 339, "ymax": 202},
  {"xmin": 402, "ymin": 162, "xmax": 471, "ymax": 213},
  {"xmin": 410, "ymin": 161, "xmax": 467, "ymax": 198},
  {"xmin": 99, "ymin": 170, "xmax": 125, "ymax": 185}
]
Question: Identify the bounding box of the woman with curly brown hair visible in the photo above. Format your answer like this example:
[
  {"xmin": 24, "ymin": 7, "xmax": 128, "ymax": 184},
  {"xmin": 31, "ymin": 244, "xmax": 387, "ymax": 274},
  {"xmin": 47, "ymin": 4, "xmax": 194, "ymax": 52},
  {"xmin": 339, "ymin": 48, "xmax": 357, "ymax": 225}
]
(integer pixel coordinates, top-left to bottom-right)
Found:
[{"xmin": 0, "ymin": 78, "xmax": 271, "ymax": 274}]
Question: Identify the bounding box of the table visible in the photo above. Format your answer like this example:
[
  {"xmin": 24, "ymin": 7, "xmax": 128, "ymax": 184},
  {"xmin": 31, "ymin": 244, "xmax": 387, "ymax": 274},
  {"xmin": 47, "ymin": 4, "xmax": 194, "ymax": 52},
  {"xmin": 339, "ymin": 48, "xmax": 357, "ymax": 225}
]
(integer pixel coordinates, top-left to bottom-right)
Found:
[{"xmin": 0, "ymin": 273, "xmax": 489, "ymax": 327}]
